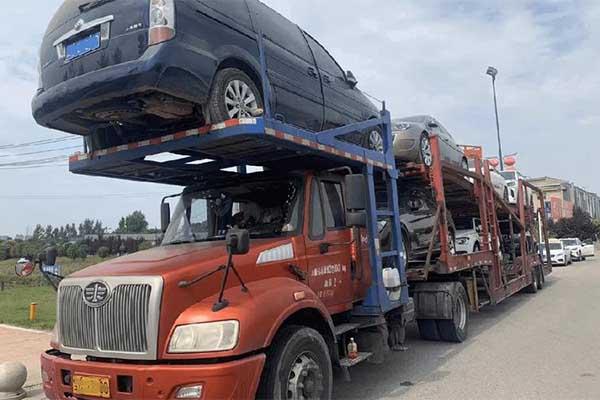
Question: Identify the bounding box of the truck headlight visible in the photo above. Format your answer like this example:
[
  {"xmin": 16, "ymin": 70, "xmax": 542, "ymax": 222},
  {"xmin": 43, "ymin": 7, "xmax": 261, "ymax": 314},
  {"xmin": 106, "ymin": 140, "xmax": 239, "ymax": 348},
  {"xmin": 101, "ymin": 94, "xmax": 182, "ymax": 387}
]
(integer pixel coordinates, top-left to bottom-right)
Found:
[{"xmin": 168, "ymin": 321, "xmax": 239, "ymax": 353}]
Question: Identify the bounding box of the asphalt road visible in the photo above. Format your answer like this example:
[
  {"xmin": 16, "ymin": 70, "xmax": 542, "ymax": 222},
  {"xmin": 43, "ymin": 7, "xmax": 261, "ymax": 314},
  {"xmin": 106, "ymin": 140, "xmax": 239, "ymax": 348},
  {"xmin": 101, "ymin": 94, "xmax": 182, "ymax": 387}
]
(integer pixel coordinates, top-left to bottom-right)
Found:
[{"xmin": 333, "ymin": 258, "xmax": 600, "ymax": 400}]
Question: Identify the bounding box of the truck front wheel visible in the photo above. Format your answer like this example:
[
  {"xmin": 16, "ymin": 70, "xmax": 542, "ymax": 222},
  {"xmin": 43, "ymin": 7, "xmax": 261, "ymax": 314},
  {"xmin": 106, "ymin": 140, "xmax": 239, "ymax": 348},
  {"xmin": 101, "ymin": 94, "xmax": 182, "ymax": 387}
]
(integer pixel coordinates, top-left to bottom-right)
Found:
[{"xmin": 257, "ymin": 326, "xmax": 332, "ymax": 400}]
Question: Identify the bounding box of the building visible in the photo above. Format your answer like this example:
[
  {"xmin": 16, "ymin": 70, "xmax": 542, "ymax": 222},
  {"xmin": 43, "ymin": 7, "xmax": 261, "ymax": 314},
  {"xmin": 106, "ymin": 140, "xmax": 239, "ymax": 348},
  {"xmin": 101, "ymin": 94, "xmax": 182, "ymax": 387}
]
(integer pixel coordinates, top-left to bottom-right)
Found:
[{"xmin": 529, "ymin": 176, "xmax": 600, "ymax": 221}]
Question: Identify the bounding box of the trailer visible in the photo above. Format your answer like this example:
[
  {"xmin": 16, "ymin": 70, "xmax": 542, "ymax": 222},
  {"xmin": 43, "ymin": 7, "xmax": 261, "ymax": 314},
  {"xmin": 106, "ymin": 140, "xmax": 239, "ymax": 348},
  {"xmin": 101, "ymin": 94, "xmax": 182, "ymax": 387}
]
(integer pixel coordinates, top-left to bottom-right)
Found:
[{"xmin": 396, "ymin": 140, "xmax": 552, "ymax": 341}]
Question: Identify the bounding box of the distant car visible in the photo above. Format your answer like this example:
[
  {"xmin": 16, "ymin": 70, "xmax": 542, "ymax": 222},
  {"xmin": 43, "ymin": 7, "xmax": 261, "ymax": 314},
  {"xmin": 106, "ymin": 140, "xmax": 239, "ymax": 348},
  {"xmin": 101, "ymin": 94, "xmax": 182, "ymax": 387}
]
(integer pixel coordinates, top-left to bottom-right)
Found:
[
  {"xmin": 391, "ymin": 116, "xmax": 468, "ymax": 169},
  {"xmin": 542, "ymin": 240, "xmax": 572, "ymax": 266},
  {"xmin": 454, "ymin": 217, "xmax": 482, "ymax": 254},
  {"xmin": 560, "ymin": 238, "xmax": 586, "ymax": 261},
  {"xmin": 582, "ymin": 240, "xmax": 595, "ymax": 257},
  {"xmin": 32, "ymin": 0, "xmax": 379, "ymax": 151}
]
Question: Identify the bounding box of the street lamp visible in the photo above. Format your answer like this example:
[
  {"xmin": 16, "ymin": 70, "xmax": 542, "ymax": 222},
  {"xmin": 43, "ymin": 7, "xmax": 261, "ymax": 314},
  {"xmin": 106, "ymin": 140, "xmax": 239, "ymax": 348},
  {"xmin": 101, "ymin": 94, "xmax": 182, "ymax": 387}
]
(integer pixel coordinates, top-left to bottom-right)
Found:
[{"xmin": 486, "ymin": 66, "xmax": 504, "ymax": 171}]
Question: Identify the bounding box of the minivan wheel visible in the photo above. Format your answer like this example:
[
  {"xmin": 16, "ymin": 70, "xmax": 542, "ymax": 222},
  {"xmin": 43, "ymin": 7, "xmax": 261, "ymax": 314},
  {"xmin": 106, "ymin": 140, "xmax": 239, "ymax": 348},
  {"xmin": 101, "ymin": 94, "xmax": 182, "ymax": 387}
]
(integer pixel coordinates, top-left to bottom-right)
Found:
[{"xmin": 208, "ymin": 68, "xmax": 264, "ymax": 123}]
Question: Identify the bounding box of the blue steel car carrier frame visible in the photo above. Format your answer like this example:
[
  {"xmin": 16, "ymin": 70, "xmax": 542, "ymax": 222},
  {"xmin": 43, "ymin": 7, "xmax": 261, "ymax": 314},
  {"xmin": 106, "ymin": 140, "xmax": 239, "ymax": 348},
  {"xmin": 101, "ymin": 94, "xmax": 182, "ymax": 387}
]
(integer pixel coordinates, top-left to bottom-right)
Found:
[{"xmin": 69, "ymin": 29, "xmax": 410, "ymax": 316}]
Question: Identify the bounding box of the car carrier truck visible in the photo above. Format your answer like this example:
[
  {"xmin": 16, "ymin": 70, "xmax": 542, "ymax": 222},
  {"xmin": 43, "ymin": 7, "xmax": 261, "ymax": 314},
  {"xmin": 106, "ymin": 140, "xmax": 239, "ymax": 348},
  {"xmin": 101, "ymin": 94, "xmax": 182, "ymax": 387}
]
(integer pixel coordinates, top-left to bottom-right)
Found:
[{"xmin": 33, "ymin": 34, "xmax": 551, "ymax": 400}]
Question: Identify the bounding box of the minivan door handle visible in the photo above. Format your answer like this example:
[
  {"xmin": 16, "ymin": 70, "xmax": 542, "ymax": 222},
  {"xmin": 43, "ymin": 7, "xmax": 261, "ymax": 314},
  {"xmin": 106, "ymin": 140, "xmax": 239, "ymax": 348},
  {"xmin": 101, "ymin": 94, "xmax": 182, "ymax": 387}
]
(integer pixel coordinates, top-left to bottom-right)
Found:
[{"xmin": 307, "ymin": 67, "xmax": 318, "ymax": 78}]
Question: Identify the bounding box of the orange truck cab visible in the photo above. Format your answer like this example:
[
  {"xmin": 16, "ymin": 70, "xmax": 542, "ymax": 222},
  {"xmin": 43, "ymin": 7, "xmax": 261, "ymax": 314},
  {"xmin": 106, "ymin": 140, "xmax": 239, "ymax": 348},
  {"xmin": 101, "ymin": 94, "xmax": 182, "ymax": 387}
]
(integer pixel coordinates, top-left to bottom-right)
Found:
[{"xmin": 41, "ymin": 169, "xmax": 412, "ymax": 400}]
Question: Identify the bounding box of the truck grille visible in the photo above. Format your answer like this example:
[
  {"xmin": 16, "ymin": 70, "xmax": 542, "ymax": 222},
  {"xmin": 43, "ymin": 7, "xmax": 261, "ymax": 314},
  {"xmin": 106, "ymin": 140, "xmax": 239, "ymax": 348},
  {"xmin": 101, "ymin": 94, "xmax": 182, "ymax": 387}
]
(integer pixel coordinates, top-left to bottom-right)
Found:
[{"xmin": 58, "ymin": 277, "xmax": 163, "ymax": 360}]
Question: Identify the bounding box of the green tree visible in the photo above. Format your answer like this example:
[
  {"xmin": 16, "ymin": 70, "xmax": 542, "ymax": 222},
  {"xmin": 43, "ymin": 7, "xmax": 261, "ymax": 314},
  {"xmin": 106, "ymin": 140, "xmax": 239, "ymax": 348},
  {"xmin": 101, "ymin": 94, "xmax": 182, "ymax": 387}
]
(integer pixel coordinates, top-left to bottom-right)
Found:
[
  {"xmin": 550, "ymin": 207, "xmax": 599, "ymax": 240},
  {"xmin": 116, "ymin": 211, "xmax": 149, "ymax": 234}
]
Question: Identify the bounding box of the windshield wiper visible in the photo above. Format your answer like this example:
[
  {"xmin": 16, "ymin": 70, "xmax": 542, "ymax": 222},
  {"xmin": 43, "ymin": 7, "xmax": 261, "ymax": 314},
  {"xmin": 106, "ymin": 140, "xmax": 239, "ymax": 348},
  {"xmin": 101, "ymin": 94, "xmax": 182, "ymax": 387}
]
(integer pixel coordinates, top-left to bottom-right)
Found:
[
  {"xmin": 79, "ymin": 0, "xmax": 116, "ymax": 12},
  {"xmin": 164, "ymin": 240, "xmax": 195, "ymax": 246}
]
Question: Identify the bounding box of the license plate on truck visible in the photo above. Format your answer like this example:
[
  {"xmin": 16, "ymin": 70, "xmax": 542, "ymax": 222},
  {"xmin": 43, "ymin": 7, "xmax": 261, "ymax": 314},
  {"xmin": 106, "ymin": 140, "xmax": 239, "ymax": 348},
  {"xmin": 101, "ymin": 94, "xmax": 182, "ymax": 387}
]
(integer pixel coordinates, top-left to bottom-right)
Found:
[{"xmin": 72, "ymin": 375, "xmax": 110, "ymax": 398}]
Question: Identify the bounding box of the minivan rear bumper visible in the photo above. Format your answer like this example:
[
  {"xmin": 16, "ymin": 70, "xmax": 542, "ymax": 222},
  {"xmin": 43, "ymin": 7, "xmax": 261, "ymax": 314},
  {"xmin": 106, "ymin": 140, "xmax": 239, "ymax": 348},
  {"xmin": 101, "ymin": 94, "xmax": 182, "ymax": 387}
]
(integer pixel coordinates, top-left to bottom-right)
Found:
[{"xmin": 32, "ymin": 39, "xmax": 216, "ymax": 136}]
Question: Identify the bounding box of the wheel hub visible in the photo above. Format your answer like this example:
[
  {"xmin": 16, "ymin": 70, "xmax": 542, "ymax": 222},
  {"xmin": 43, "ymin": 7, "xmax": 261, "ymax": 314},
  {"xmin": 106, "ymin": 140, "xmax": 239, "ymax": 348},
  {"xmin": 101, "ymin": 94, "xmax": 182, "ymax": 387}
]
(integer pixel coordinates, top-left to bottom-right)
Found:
[
  {"xmin": 368, "ymin": 130, "xmax": 384, "ymax": 153},
  {"xmin": 225, "ymin": 80, "xmax": 259, "ymax": 119},
  {"xmin": 287, "ymin": 353, "xmax": 324, "ymax": 400}
]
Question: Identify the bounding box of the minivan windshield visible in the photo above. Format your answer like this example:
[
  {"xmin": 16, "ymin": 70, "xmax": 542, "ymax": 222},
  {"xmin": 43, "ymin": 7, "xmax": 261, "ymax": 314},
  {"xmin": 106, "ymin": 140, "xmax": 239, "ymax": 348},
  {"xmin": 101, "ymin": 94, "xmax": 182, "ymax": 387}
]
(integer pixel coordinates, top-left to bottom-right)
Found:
[{"xmin": 162, "ymin": 178, "xmax": 303, "ymax": 245}]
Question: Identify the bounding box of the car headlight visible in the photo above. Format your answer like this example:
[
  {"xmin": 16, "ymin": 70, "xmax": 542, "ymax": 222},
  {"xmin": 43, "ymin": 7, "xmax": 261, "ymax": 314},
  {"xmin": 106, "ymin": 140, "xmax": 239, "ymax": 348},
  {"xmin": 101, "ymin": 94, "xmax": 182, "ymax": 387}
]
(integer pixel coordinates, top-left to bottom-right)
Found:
[
  {"xmin": 456, "ymin": 238, "xmax": 469, "ymax": 245},
  {"xmin": 168, "ymin": 321, "xmax": 239, "ymax": 353}
]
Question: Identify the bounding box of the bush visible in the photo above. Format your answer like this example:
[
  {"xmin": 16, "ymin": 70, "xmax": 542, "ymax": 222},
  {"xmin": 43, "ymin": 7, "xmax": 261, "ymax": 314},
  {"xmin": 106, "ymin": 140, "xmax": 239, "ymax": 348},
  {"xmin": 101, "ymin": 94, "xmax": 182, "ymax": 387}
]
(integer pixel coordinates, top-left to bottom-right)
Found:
[
  {"xmin": 66, "ymin": 245, "xmax": 80, "ymax": 260},
  {"xmin": 97, "ymin": 247, "xmax": 110, "ymax": 258}
]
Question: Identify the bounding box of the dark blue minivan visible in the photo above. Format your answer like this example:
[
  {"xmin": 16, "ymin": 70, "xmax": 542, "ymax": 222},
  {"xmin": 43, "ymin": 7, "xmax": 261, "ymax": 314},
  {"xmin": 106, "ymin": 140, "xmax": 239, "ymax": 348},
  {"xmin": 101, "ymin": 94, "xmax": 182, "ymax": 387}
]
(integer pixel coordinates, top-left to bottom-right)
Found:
[{"xmin": 32, "ymin": 0, "xmax": 381, "ymax": 151}]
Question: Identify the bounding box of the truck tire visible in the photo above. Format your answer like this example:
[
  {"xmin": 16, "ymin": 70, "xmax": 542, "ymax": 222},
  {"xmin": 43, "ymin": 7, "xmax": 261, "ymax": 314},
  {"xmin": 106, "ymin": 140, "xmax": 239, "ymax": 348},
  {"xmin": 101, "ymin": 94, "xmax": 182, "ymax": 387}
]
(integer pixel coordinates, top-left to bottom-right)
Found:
[
  {"xmin": 436, "ymin": 283, "xmax": 469, "ymax": 343},
  {"xmin": 525, "ymin": 270, "xmax": 539, "ymax": 294},
  {"xmin": 257, "ymin": 326, "xmax": 332, "ymax": 400},
  {"xmin": 536, "ymin": 266, "xmax": 545, "ymax": 290},
  {"xmin": 208, "ymin": 68, "xmax": 264, "ymax": 123},
  {"xmin": 417, "ymin": 319, "xmax": 440, "ymax": 341}
]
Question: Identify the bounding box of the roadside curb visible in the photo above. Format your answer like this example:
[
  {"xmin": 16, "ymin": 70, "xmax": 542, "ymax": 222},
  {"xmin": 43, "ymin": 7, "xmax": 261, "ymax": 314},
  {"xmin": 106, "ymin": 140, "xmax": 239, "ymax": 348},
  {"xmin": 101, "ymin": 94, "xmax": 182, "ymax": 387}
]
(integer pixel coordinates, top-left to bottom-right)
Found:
[{"xmin": 0, "ymin": 324, "xmax": 51, "ymax": 335}]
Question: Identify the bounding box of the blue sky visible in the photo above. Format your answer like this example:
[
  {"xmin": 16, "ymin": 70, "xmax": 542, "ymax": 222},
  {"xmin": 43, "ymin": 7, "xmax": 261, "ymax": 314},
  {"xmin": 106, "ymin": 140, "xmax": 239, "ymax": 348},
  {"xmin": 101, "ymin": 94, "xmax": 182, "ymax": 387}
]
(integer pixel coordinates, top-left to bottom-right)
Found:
[{"xmin": 1, "ymin": 0, "xmax": 599, "ymax": 235}]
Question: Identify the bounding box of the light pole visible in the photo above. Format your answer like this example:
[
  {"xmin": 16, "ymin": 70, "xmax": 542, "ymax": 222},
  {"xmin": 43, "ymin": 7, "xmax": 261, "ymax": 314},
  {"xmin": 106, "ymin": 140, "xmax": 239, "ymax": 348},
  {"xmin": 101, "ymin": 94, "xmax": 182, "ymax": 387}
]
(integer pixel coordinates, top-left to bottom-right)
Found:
[{"xmin": 486, "ymin": 66, "xmax": 504, "ymax": 171}]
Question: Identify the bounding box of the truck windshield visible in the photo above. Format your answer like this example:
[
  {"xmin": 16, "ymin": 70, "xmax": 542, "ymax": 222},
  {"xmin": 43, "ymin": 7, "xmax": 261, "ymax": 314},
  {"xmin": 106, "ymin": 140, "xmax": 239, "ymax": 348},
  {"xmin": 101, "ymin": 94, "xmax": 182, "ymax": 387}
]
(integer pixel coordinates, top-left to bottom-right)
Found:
[{"xmin": 163, "ymin": 178, "xmax": 303, "ymax": 245}]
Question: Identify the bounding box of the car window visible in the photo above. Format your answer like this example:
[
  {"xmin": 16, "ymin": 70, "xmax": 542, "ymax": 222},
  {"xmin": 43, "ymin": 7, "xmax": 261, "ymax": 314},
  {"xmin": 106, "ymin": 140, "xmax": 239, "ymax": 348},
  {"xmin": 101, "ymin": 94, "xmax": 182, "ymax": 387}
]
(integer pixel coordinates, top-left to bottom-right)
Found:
[
  {"xmin": 198, "ymin": 0, "xmax": 253, "ymax": 30},
  {"xmin": 310, "ymin": 181, "xmax": 325, "ymax": 238},
  {"xmin": 252, "ymin": 1, "xmax": 313, "ymax": 61},
  {"xmin": 304, "ymin": 33, "xmax": 345, "ymax": 78},
  {"xmin": 321, "ymin": 181, "xmax": 345, "ymax": 229}
]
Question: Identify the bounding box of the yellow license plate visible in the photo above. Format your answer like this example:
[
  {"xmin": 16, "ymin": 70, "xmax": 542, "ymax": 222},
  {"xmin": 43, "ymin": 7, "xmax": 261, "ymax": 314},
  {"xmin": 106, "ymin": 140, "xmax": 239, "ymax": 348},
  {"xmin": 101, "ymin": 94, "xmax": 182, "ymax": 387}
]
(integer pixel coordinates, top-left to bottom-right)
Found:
[{"xmin": 72, "ymin": 375, "xmax": 111, "ymax": 399}]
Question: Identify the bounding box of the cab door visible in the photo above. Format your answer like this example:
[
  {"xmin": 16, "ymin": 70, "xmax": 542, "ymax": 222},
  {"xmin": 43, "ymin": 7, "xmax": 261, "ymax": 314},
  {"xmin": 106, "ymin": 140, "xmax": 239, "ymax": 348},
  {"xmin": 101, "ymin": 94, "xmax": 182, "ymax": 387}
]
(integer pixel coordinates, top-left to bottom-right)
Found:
[{"xmin": 304, "ymin": 176, "xmax": 354, "ymax": 312}]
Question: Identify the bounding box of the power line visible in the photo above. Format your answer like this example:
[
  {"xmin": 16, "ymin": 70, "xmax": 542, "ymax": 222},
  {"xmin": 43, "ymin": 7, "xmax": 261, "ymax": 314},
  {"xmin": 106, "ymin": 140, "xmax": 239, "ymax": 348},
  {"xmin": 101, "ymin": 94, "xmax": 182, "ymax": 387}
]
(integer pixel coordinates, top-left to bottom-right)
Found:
[
  {"xmin": 0, "ymin": 163, "xmax": 68, "ymax": 170},
  {"xmin": 0, "ymin": 145, "xmax": 81, "ymax": 158},
  {"xmin": 0, "ymin": 155, "xmax": 69, "ymax": 167},
  {"xmin": 0, "ymin": 136, "xmax": 79, "ymax": 150},
  {"xmin": 0, "ymin": 192, "xmax": 168, "ymax": 199}
]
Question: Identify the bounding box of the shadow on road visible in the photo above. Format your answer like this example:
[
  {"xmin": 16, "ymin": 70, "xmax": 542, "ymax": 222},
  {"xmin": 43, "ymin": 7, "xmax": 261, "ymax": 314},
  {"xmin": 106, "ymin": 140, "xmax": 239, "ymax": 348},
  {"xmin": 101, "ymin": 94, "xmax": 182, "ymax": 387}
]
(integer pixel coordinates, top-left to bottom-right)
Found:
[{"xmin": 332, "ymin": 275, "xmax": 559, "ymax": 399}]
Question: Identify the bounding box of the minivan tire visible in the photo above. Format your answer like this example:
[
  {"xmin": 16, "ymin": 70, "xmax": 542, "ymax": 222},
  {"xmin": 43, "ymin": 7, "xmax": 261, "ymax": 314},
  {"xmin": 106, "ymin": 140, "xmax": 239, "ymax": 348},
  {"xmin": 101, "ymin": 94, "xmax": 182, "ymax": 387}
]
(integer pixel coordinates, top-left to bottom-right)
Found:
[{"xmin": 208, "ymin": 68, "xmax": 264, "ymax": 123}]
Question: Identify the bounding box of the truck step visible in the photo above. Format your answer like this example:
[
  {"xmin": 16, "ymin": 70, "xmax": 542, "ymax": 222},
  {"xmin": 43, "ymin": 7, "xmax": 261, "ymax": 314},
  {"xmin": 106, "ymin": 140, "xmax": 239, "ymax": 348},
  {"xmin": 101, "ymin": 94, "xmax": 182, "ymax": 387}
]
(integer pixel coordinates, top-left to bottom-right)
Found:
[
  {"xmin": 334, "ymin": 323, "xmax": 362, "ymax": 337},
  {"xmin": 339, "ymin": 352, "xmax": 372, "ymax": 368}
]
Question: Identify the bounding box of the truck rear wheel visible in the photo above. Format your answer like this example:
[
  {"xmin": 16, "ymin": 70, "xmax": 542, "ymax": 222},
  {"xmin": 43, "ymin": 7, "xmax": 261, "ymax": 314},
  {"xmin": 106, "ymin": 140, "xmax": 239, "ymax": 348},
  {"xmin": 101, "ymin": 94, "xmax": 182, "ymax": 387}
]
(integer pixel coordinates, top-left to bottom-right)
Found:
[
  {"xmin": 436, "ymin": 283, "xmax": 469, "ymax": 343},
  {"xmin": 257, "ymin": 326, "xmax": 332, "ymax": 400},
  {"xmin": 417, "ymin": 319, "xmax": 440, "ymax": 341},
  {"xmin": 525, "ymin": 270, "xmax": 539, "ymax": 294}
]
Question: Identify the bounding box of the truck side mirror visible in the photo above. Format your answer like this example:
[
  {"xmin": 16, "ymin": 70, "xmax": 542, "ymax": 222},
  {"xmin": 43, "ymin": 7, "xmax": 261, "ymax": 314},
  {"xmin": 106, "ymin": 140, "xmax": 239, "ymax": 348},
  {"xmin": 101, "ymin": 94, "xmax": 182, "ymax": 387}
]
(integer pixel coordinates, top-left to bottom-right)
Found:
[
  {"xmin": 226, "ymin": 229, "xmax": 250, "ymax": 255},
  {"xmin": 345, "ymin": 174, "xmax": 367, "ymax": 228},
  {"xmin": 15, "ymin": 259, "xmax": 34, "ymax": 277},
  {"xmin": 46, "ymin": 247, "xmax": 58, "ymax": 266},
  {"xmin": 161, "ymin": 202, "xmax": 171, "ymax": 233}
]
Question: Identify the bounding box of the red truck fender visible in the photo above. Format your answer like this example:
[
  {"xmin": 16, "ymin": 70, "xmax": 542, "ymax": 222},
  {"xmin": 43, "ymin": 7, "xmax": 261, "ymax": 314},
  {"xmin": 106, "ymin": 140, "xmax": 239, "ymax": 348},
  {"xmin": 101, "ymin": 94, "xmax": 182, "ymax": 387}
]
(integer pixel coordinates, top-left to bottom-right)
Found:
[{"xmin": 162, "ymin": 277, "xmax": 335, "ymax": 360}]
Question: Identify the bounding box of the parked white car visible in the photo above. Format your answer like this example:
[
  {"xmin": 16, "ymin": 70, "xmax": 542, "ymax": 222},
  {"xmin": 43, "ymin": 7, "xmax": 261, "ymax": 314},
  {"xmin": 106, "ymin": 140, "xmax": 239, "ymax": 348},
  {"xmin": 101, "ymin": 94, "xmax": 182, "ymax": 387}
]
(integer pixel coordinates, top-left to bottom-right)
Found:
[
  {"xmin": 582, "ymin": 240, "xmax": 595, "ymax": 258},
  {"xmin": 542, "ymin": 240, "xmax": 572, "ymax": 266},
  {"xmin": 454, "ymin": 217, "xmax": 482, "ymax": 254},
  {"xmin": 560, "ymin": 238, "xmax": 586, "ymax": 261}
]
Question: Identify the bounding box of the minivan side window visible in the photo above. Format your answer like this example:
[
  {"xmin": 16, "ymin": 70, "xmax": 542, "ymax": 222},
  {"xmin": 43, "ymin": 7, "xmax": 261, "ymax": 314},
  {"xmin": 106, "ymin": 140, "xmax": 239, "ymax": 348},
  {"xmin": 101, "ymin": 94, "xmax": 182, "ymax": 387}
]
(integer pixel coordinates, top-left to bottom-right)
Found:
[
  {"xmin": 253, "ymin": 2, "xmax": 313, "ymax": 61},
  {"xmin": 305, "ymin": 34, "xmax": 345, "ymax": 78},
  {"xmin": 321, "ymin": 181, "xmax": 345, "ymax": 229},
  {"xmin": 198, "ymin": 0, "xmax": 253, "ymax": 30}
]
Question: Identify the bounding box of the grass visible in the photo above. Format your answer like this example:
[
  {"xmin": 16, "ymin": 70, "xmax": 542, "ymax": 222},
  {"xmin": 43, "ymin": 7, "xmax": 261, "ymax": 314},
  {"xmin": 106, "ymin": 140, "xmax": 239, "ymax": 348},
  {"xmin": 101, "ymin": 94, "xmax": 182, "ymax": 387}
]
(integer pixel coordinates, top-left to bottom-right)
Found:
[
  {"xmin": 0, "ymin": 256, "xmax": 109, "ymax": 330},
  {"xmin": 0, "ymin": 285, "xmax": 57, "ymax": 330}
]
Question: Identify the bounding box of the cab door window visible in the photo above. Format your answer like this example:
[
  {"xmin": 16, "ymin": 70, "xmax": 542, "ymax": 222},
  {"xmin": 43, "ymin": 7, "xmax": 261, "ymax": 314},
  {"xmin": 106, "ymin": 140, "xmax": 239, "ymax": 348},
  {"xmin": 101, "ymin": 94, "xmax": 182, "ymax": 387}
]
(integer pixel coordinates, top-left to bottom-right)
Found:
[
  {"xmin": 321, "ymin": 181, "xmax": 345, "ymax": 229},
  {"xmin": 310, "ymin": 180, "xmax": 325, "ymax": 239}
]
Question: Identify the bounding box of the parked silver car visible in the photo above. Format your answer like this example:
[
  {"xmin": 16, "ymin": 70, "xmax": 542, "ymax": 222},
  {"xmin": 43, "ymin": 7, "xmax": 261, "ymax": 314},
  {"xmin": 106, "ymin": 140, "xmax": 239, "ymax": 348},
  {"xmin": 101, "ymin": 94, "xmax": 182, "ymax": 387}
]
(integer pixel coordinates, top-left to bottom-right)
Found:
[{"xmin": 392, "ymin": 116, "xmax": 468, "ymax": 169}]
